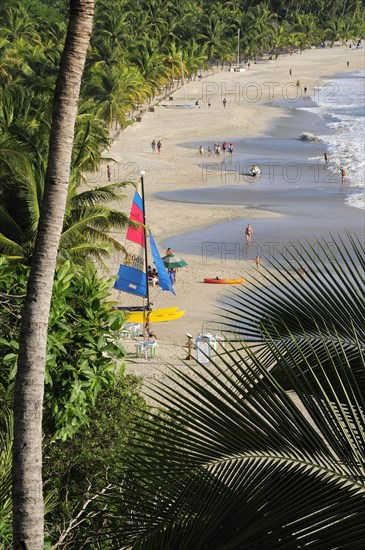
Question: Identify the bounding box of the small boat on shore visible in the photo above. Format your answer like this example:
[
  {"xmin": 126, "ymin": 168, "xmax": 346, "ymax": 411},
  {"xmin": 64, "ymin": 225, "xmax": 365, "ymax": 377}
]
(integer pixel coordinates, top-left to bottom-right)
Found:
[
  {"xmin": 204, "ymin": 278, "xmax": 244, "ymax": 284},
  {"xmin": 114, "ymin": 177, "xmax": 184, "ymax": 325},
  {"xmin": 126, "ymin": 307, "xmax": 185, "ymax": 323}
]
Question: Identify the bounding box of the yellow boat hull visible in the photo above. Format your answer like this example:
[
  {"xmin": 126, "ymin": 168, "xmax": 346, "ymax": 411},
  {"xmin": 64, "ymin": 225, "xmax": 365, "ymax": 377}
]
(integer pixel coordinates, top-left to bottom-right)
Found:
[{"xmin": 127, "ymin": 307, "xmax": 185, "ymax": 323}]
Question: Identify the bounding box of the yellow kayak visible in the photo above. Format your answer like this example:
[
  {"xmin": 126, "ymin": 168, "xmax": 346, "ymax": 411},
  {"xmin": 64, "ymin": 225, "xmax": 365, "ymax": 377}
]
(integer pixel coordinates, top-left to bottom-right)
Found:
[{"xmin": 126, "ymin": 307, "xmax": 185, "ymax": 323}]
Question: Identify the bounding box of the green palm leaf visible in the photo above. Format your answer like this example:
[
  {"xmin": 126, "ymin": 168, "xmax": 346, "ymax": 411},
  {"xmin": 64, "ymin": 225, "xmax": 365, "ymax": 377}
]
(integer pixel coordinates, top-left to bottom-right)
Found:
[
  {"xmin": 72, "ymin": 182, "xmax": 129, "ymax": 207},
  {"xmin": 100, "ymin": 329, "xmax": 365, "ymax": 548},
  {"xmin": 219, "ymin": 234, "xmax": 364, "ymax": 343},
  {"xmin": 0, "ymin": 232, "xmax": 25, "ymax": 258},
  {"xmin": 96, "ymin": 235, "xmax": 365, "ymax": 549}
]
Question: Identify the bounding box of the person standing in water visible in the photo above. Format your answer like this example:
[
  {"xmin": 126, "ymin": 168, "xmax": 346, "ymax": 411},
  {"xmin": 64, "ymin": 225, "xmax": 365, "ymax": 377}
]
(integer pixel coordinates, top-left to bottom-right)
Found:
[{"xmin": 245, "ymin": 224, "xmax": 253, "ymax": 244}]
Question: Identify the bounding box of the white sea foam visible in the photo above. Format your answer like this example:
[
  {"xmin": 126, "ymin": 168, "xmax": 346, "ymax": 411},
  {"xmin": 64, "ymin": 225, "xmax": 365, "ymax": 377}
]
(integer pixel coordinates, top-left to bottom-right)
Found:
[{"xmin": 300, "ymin": 71, "xmax": 365, "ymax": 210}]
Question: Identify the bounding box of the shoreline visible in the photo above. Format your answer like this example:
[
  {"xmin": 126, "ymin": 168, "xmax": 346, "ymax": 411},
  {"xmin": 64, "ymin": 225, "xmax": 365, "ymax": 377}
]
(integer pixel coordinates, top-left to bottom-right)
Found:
[{"xmin": 105, "ymin": 46, "xmax": 365, "ymax": 361}]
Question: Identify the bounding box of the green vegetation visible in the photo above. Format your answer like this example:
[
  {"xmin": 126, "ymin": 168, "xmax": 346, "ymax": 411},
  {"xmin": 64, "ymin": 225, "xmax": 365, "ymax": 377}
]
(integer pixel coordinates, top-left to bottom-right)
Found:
[
  {"xmin": 42, "ymin": 375, "xmax": 151, "ymax": 548},
  {"xmin": 0, "ymin": 1, "xmax": 363, "ymax": 260},
  {"xmin": 93, "ymin": 236, "xmax": 365, "ymax": 549},
  {"xmin": 0, "ymin": 0, "xmax": 364, "ymax": 547},
  {"xmin": 0, "ymin": 258, "xmax": 126, "ymax": 440},
  {"xmin": 0, "ymin": 1, "xmax": 363, "ymax": 259}
]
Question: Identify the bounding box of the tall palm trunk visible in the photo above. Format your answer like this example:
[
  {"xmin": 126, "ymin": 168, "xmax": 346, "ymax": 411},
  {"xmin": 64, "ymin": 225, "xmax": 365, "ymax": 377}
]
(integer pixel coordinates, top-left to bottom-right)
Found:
[{"xmin": 12, "ymin": 2, "xmax": 94, "ymax": 548}]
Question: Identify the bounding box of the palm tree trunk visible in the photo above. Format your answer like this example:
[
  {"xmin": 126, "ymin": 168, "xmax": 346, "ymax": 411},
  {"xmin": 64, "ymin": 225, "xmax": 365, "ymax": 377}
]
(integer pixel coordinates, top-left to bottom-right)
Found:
[{"xmin": 12, "ymin": 2, "xmax": 94, "ymax": 548}]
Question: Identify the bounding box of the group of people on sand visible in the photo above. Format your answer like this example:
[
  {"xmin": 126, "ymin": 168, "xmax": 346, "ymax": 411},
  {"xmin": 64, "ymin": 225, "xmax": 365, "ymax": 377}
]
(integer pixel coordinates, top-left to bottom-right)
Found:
[
  {"xmin": 147, "ymin": 265, "xmax": 159, "ymax": 286},
  {"xmin": 151, "ymin": 139, "xmax": 162, "ymax": 153},
  {"xmin": 198, "ymin": 142, "xmax": 234, "ymax": 157},
  {"xmin": 147, "ymin": 248, "xmax": 177, "ymax": 288}
]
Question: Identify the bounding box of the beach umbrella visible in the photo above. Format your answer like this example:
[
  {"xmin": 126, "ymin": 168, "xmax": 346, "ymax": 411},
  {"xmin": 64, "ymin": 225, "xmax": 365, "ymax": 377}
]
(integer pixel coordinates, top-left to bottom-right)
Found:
[{"xmin": 162, "ymin": 254, "xmax": 188, "ymax": 269}]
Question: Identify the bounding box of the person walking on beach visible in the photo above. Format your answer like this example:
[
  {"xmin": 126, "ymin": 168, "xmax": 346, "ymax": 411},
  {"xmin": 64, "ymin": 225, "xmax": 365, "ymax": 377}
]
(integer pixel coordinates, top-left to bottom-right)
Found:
[
  {"xmin": 107, "ymin": 165, "xmax": 111, "ymax": 181},
  {"xmin": 222, "ymin": 141, "xmax": 227, "ymax": 153},
  {"xmin": 207, "ymin": 146, "xmax": 212, "ymax": 156},
  {"xmin": 289, "ymin": 68, "xmax": 292, "ymax": 76},
  {"xmin": 195, "ymin": 100, "xmax": 200, "ymax": 108},
  {"xmin": 255, "ymin": 255, "xmax": 261, "ymax": 269},
  {"xmin": 208, "ymin": 99, "xmax": 212, "ymax": 107},
  {"xmin": 340, "ymin": 167, "xmax": 347, "ymax": 183},
  {"xmin": 157, "ymin": 140, "xmax": 162, "ymax": 153},
  {"xmin": 151, "ymin": 139, "xmax": 156, "ymax": 153},
  {"xmin": 198, "ymin": 145, "xmax": 204, "ymax": 156},
  {"xmin": 245, "ymin": 223, "xmax": 253, "ymax": 244},
  {"xmin": 223, "ymin": 97, "xmax": 227, "ymax": 108},
  {"xmin": 228, "ymin": 143, "xmax": 234, "ymax": 158},
  {"xmin": 324, "ymin": 152, "xmax": 329, "ymax": 163}
]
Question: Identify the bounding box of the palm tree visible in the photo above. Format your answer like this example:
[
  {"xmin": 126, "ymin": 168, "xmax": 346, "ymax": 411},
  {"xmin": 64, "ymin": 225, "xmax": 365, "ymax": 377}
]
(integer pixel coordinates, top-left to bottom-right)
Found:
[
  {"xmin": 198, "ymin": 13, "xmax": 229, "ymax": 61},
  {"xmin": 292, "ymin": 13, "xmax": 322, "ymax": 47},
  {"xmin": 324, "ymin": 18, "xmax": 345, "ymax": 46},
  {"xmin": 0, "ymin": 410, "xmax": 57, "ymax": 545},
  {"xmin": 0, "ymin": 172, "xmax": 131, "ymax": 265},
  {"xmin": 98, "ymin": 235, "xmax": 365, "ymax": 548},
  {"xmin": 0, "ymin": 89, "xmax": 132, "ymax": 264},
  {"xmin": 12, "ymin": 1, "xmax": 94, "ymax": 547},
  {"xmin": 128, "ymin": 38, "xmax": 169, "ymax": 95},
  {"xmin": 183, "ymin": 39, "xmax": 208, "ymax": 79},
  {"xmin": 85, "ymin": 62, "xmax": 150, "ymax": 128}
]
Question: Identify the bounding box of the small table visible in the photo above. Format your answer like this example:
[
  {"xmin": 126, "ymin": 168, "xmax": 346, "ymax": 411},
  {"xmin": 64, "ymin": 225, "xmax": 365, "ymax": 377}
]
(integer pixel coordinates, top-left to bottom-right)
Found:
[{"xmin": 135, "ymin": 341, "xmax": 158, "ymax": 358}]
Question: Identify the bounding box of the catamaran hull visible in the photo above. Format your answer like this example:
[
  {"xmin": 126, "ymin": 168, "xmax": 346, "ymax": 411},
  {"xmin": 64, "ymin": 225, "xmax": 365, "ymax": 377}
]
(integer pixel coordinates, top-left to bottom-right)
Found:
[{"xmin": 126, "ymin": 307, "xmax": 185, "ymax": 323}]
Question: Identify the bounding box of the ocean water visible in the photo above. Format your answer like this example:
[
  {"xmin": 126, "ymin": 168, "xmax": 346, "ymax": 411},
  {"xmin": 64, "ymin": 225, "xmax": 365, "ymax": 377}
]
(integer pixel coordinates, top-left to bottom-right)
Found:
[{"xmin": 302, "ymin": 71, "xmax": 365, "ymax": 210}]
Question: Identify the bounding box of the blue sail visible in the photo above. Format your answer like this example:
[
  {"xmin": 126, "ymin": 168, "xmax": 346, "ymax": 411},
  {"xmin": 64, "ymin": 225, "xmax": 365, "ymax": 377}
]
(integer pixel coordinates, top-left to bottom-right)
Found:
[
  {"xmin": 149, "ymin": 232, "xmax": 175, "ymax": 295},
  {"xmin": 114, "ymin": 265, "xmax": 147, "ymax": 297}
]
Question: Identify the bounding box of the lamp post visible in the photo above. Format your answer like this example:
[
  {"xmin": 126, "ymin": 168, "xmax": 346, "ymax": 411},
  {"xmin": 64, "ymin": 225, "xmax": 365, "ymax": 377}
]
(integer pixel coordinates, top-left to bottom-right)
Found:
[{"xmin": 237, "ymin": 28, "xmax": 240, "ymax": 66}]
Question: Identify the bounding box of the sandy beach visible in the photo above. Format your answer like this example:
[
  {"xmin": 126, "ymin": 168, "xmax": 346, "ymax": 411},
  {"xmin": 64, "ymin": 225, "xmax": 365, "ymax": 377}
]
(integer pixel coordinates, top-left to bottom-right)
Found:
[{"xmin": 99, "ymin": 46, "xmax": 364, "ymax": 372}]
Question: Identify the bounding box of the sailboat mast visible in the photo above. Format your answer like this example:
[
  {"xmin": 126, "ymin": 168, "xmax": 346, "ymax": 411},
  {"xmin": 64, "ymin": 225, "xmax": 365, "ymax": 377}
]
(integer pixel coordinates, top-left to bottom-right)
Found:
[{"xmin": 140, "ymin": 171, "xmax": 150, "ymax": 310}]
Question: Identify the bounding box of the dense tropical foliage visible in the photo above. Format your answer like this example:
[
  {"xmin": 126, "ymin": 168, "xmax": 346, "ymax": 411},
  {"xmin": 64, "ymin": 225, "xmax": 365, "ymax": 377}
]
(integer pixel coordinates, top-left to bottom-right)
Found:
[
  {"xmin": 0, "ymin": 0, "xmax": 364, "ymax": 547},
  {"xmin": 0, "ymin": 258, "xmax": 126, "ymax": 440},
  {"xmin": 0, "ymin": 0, "xmax": 363, "ymax": 262},
  {"xmin": 0, "ymin": 376, "xmax": 152, "ymax": 548}
]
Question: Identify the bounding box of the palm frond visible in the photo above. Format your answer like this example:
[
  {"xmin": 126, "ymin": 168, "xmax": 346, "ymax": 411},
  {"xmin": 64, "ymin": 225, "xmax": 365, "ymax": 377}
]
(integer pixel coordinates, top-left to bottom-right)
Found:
[
  {"xmin": 219, "ymin": 234, "xmax": 365, "ymax": 343},
  {"xmin": 71, "ymin": 182, "xmax": 130, "ymax": 206},
  {"xmin": 96, "ymin": 235, "xmax": 365, "ymax": 549},
  {"xmin": 0, "ymin": 206, "xmax": 25, "ymax": 243},
  {"xmin": 0, "ymin": 232, "xmax": 25, "ymax": 257}
]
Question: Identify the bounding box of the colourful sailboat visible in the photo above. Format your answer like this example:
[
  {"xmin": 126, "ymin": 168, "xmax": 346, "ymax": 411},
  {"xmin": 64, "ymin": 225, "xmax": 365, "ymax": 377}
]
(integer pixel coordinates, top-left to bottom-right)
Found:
[{"xmin": 114, "ymin": 174, "xmax": 184, "ymax": 323}]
